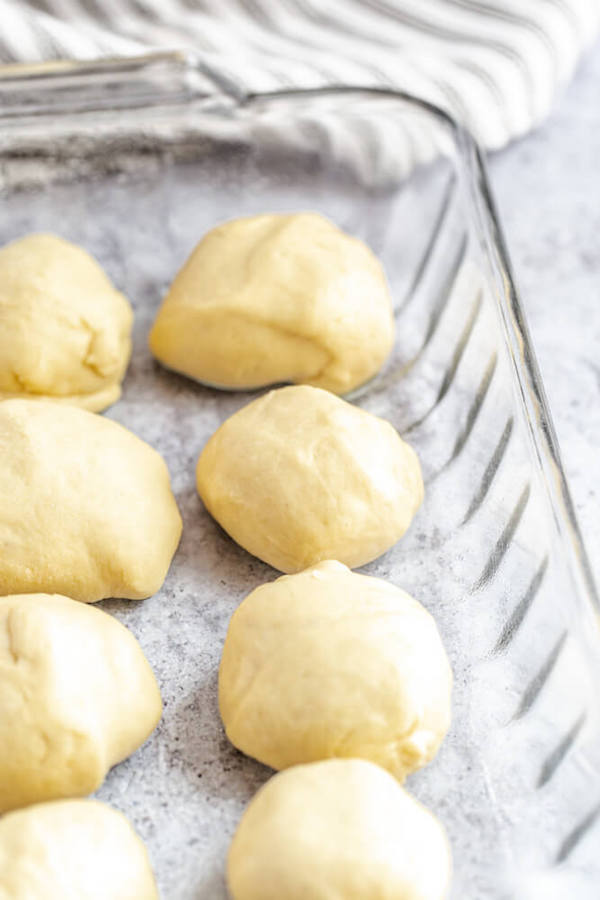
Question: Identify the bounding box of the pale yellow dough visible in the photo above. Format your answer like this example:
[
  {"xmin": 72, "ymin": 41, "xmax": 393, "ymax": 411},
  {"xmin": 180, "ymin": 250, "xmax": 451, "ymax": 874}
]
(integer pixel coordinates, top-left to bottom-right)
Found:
[
  {"xmin": 0, "ymin": 399, "xmax": 182, "ymax": 602},
  {"xmin": 0, "ymin": 799, "xmax": 158, "ymax": 899},
  {"xmin": 196, "ymin": 385, "xmax": 423, "ymax": 572},
  {"xmin": 0, "ymin": 233, "xmax": 133, "ymax": 412},
  {"xmin": 149, "ymin": 212, "xmax": 394, "ymax": 394},
  {"xmin": 0, "ymin": 593, "xmax": 162, "ymax": 813},
  {"xmin": 227, "ymin": 759, "xmax": 451, "ymax": 900},
  {"xmin": 220, "ymin": 561, "xmax": 451, "ymax": 779}
]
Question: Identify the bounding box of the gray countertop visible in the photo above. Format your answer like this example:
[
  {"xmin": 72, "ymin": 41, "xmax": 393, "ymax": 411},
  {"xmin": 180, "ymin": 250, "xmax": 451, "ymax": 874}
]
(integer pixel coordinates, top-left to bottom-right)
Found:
[{"xmin": 490, "ymin": 42, "xmax": 600, "ymax": 585}]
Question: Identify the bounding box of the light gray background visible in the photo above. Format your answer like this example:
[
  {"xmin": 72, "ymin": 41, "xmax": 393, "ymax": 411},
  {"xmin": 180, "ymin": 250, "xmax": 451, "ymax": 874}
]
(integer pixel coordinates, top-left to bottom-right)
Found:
[{"xmin": 491, "ymin": 43, "xmax": 600, "ymax": 583}]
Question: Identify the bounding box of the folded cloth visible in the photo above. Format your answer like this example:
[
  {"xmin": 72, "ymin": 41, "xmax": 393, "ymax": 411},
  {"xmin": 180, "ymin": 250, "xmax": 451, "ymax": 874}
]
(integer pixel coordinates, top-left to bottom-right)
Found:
[{"xmin": 0, "ymin": 0, "xmax": 597, "ymax": 150}]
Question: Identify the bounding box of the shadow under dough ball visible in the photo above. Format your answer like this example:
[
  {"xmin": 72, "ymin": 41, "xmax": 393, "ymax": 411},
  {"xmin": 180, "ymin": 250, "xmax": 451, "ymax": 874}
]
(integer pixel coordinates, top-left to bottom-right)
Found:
[{"xmin": 196, "ymin": 384, "xmax": 423, "ymax": 572}]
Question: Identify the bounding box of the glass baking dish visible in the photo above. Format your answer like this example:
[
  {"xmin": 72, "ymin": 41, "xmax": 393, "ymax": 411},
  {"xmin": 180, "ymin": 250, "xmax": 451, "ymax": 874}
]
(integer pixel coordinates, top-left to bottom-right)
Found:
[{"xmin": 1, "ymin": 51, "xmax": 599, "ymax": 900}]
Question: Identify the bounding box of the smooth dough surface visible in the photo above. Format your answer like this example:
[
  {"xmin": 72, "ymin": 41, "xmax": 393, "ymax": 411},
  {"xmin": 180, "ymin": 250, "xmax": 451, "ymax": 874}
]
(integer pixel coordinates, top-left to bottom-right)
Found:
[
  {"xmin": 0, "ymin": 399, "xmax": 182, "ymax": 602},
  {"xmin": 0, "ymin": 233, "xmax": 133, "ymax": 412},
  {"xmin": 0, "ymin": 593, "xmax": 162, "ymax": 813},
  {"xmin": 149, "ymin": 212, "xmax": 395, "ymax": 395},
  {"xmin": 0, "ymin": 799, "xmax": 158, "ymax": 900},
  {"xmin": 227, "ymin": 759, "xmax": 451, "ymax": 900},
  {"xmin": 220, "ymin": 561, "xmax": 451, "ymax": 779},
  {"xmin": 196, "ymin": 385, "xmax": 423, "ymax": 572}
]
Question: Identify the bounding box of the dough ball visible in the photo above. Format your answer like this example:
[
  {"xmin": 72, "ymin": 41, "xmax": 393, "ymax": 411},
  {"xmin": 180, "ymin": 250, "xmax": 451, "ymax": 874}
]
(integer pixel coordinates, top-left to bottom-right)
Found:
[
  {"xmin": 0, "ymin": 234, "xmax": 133, "ymax": 412},
  {"xmin": 0, "ymin": 593, "xmax": 162, "ymax": 813},
  {"xmin": 227, "ymin": 759, "xmax": 451, "ymax": 900},
  {"xmin": 196, "ymin": 385, "xmax": 423, "ymax": 572},
  {"xmin": 149, "ymin": 212, "xmax": 394, "ymax": 394},
  {"xmin": 0, "ymin": 799, "xmax": 158, "ymax": 899},
  {"xmin": 0, "ymin": 399, "xmax": 182, "ymax": 602},
  {"xmin": 220, "ymin": 561, "xmax": 451, "ymax": 779}
]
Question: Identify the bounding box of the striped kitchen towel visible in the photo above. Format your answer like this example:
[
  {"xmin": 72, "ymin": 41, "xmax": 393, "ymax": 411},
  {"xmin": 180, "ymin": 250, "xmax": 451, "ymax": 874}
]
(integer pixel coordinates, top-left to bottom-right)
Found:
[{"xmin": 0, "ymin": 0, "xmax": 598, "ymax": 151}]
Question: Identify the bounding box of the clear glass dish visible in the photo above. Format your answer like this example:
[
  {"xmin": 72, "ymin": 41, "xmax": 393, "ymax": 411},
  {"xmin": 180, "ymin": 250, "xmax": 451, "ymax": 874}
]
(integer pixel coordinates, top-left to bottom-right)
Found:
[{"xmin": 0, "ymin": 52, "xmax": 598, "ymax": 900}]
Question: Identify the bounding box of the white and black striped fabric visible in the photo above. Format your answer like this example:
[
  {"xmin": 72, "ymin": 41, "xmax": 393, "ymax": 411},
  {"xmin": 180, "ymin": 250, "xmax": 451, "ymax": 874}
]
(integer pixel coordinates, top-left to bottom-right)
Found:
[{"xmin": 0, "ymin": 0, "xmax": 598, "ymax": 150}]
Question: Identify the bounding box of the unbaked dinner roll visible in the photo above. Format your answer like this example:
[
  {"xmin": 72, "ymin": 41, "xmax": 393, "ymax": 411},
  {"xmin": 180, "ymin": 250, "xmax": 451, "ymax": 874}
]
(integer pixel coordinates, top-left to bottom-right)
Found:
[
  {"xmin": 149, "ymin": 212, "xmax": 394, "ymax": 394},
  {"xmin": 0, "ymin": 593, "xmax": 162, "ymax": 813},
  {"xmin": 0, "ymin": 233, "xmax": 132, "ymax": 412},
  {"xmin": 220, "ymin": 561, "xmax": 451, "ymax": 779},
  {"xmin": 227, "ymin": 759, "xmax": 451, "ymax": 900},
  {"xmin": 196, "ymin": 385, "xmax": 423, "ymax": 572},
  {"xmin": 0, "ymin": 399, "xmax": 182, "ymax": 602},
  {"xmin": 0, "ymin": 799, "xmax": 158, "ymax": 899}
]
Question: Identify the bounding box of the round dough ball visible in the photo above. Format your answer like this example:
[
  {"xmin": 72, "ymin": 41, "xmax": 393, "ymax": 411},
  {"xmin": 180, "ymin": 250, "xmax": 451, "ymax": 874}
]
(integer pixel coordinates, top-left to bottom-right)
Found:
[
  {"xmin": 227, "ymin": 759, "xmax": 451, "ymax": 900},
  {"xmin": 0, "ymin": 398, "xmax": 182, "ymax": 602},
  {"xmin": 196, "ymin": 385, "xmax": 423, "ymax": 572},
  {"xmin": 0, "ymin": 593, "xmax": 162, "ymax": 813},
  {"xmin": 149, "ymin": 212, "xmax": 394, "ymax": 395},
  {"xmin": 220, "ymin": 561, "xmax": 451, "ymax": 779},
  {"xmin": 0, "ymin": 799, "xmax": 158, "ymax": 899},
  {"xmin": 0, "ymin": 233, "xmax": 133, "ymax": 412}
]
